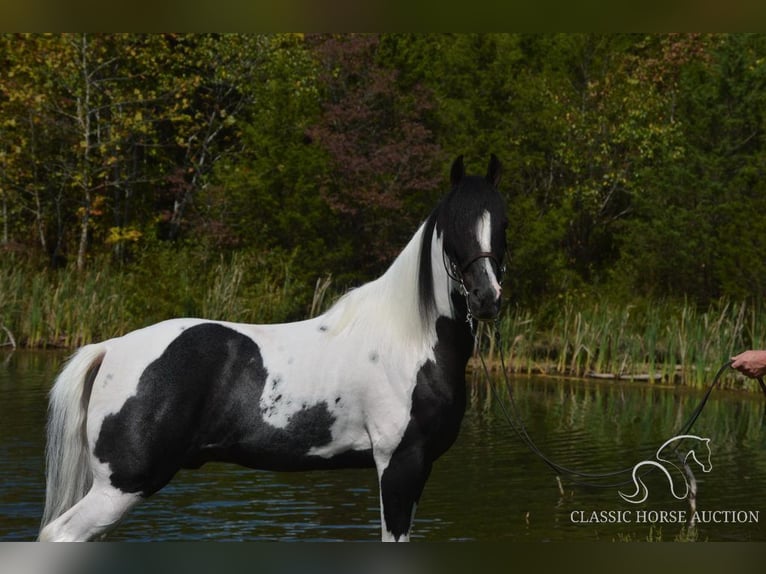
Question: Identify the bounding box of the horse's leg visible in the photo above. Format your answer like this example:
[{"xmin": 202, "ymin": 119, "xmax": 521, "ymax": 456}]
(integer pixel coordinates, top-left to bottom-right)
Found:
[
  {"xmin": 376, "ymin": 446, "xmax": 432, "ymax": 542},
  {"xmin": 38, "ymin": 480, "xmax": 141, "ymax": 542}
]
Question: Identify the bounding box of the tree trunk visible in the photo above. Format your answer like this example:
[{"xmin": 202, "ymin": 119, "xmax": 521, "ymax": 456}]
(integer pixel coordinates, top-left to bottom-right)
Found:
[{"xmin": 76, "ymin": 33, "xmax": 91, "ymax": 271}]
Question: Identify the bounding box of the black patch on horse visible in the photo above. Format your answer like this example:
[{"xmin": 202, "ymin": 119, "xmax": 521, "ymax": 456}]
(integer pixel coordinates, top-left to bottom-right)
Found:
[
  {"xmin": 94, "ymin": 323, "xmax": 372, "ymax": 497},
  {"xmin": 380, "ymin": 310, "xmax": 474, "ymax": 540}
]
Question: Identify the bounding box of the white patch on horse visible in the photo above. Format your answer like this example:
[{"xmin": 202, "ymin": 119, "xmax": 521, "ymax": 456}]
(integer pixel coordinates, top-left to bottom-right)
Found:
[
  {"xmin": 475, "ymin": 209, "xmax": 502, "ymax": 299},
  {"xmin": 476, "ymin": 209, "xmax": 492, "ymax": 252},
  {"xmin": 254, "ymin": 223, "xmax": 443, "ymax": 460}
]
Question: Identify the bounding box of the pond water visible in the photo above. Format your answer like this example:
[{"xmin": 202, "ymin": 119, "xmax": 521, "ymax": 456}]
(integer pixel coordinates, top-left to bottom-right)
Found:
[{"xmin": 1, "ymin": 351, "xmax": 765, "ymax": 542}]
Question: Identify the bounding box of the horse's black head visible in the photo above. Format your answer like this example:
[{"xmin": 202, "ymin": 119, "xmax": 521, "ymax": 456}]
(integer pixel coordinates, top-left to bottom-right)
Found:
[{"xmin": 439, "ymin": 154, "xmax": 508, "ymax": 321}]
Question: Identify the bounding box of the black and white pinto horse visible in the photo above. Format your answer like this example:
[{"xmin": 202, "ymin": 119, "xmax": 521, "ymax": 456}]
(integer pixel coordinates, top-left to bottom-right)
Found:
[{"xmin": 39, "ymin": 155, "xmax": 508, "ymax": 542}]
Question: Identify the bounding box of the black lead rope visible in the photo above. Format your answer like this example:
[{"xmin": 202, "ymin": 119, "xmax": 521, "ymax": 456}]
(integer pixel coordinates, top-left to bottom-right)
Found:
[{"xmin": 477, "ymin": 324, "xmax": 761, "ymax": 490}]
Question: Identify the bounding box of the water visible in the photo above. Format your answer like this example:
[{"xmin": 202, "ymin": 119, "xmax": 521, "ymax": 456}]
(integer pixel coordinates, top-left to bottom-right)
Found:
[{"xmin": 2, "ymin": 351, "xmax": 765, "ymax": 542}]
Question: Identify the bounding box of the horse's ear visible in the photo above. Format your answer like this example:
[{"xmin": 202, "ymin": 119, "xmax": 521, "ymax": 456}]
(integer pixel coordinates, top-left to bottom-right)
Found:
[
  {"xmin": 486, "ymin": 154, "xmax": 502, "ymax": 188},
  {"xmin": 450, "ymin": 155, "xmax": 465, "ymax": 187}
]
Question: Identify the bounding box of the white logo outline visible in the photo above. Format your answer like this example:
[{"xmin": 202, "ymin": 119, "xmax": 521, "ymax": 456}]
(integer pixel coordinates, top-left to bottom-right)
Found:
[{"xmin": 619, "ymin": 434, "xmax": 713, "ymax": 504}]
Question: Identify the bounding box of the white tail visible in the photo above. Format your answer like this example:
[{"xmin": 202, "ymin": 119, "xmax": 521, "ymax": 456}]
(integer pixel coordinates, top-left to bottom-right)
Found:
[{"xmin": 39, "ymin": 344, "xmax": 106, "ymax": 535}]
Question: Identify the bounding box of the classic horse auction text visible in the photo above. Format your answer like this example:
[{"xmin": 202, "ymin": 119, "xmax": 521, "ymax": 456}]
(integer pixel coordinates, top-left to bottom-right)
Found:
[{"xmin": 570, "ymin": 509, "xmax": 760, "ymax": 524}]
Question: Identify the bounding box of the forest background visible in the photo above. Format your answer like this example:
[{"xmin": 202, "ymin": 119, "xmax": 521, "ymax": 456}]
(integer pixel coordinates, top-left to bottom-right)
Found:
[{"xmin": 2, "ymin": 33, "xmax": 766, "ymax": 387}]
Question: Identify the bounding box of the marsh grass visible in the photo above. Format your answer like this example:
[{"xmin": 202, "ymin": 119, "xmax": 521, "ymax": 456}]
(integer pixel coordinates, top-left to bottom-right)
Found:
[
  {"xmin": 0, "ymin": 263, "xmax": 131, "ymax": 348},
  {"xmin": 0, "ymin": 247, "xmax": 304, "ymax": 349},
  {"xmin": 496, "ymin": 295, "xmax": 766, "ymax": 389},
  {"xmin": 614, "ymin": 525, "xmax": 702, "ymax": 543},
  {"xmin": 4, "ymin": 252, "xmax": 766, "ymax": 392}
]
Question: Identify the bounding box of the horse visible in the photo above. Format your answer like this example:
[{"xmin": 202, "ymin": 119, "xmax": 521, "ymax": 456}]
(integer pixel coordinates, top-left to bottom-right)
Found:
[
  {"xmin": 38, "ymin": 155, "xmax": 508, "ymax": 542},
  {"xmin": 619, "ymin": 434, "xmax": 713, "ymax": 504}
]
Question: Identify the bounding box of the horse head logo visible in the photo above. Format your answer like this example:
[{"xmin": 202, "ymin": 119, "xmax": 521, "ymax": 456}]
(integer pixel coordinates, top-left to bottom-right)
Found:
[{"xmin": 619, "ymin": 435, "xmax": 713, "ymax": 504}]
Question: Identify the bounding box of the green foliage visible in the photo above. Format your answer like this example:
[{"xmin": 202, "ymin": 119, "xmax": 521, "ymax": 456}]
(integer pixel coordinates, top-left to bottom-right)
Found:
[
  {"xmin": 4, "ymin": 33, "xmax": 766, "ymax": 364},
  {"xmin": 0, "ymin": 246, "xmax": 305, "ymax": 348},
  {"xmin": 307, "ymin": 34, "xmax": 443, "ymax": 276},
  {"xmin": 496, "ymin": 291, "xmax": 766, "ymax": 389},
  {"xmin": 211, "ymin": 34, "xmax": 346, "ymax": 286},
  {"xmin": 123, "ymin": 239, "xmax": 307, "ymax": 325},
  {"xmin": 613, "ymin": 34, "xmax": 766, "ymax": 305}
]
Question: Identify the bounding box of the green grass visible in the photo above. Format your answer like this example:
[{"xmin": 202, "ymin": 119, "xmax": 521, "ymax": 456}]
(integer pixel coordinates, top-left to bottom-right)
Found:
[
  {"xmin": 0, "ymin": 247, "xmax": 305, "ymax": 349},
  {"xmin": 614, "ymin": 525, "xmax": 703, "ymax": 542},
  {"xmin": 493, "ymin": 294, "xmax": 766, "ymax": 389},
  {"xmin": 3, "ymin": 254, "xmax": 766, "ymax": 393}
]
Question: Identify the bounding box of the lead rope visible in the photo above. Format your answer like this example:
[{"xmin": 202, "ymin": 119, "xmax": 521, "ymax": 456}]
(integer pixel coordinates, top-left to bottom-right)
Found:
[{"xmin": 475, "ymin": 322, "xmax": 751, "ymax": 489}]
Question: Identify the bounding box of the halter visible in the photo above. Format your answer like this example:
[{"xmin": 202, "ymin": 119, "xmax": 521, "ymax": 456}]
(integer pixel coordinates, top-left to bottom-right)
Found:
[
  {"xmin": 443, "ymin": 250, "xmax": 504, "ymax": 287},
  {"xmin": 442, "ymin": 249, "xmax": 506, "ymax": 336}
]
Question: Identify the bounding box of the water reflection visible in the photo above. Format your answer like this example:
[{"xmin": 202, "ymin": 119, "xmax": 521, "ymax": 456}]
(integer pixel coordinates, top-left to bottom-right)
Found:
[{"xmin": 1, "ymin": 352, "xmax": 764, "ymax": 541}]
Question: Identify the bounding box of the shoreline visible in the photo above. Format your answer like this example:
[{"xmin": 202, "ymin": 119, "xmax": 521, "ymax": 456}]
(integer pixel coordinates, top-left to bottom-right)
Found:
[{"xmin": 467, "ymin": 355, "xmax": 762, "ymax": 393}]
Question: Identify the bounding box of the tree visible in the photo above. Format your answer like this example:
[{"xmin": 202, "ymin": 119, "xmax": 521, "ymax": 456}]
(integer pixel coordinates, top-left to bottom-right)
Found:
[
  {"xmin": 211, "ymin": 34, "xmax": 339, "ymax": 282},
  {"xmin": 0, "ymin": 34, "xmax": 60, "ymax": 257},
  {"xmin": 155, "ymin": 34, "xmax": 268, "ymax": 240},
  {"xmin": 307, "ymin": 34, "xmax": 443, "ymax": 275},
  {"xmin": 0, "ymin": 34, "xmax": 271, "ymax": 268},
  {"xmin": 1, "ymin": 34, "xmax": 175, "ymax": 268},
  {"xmin": 616, "ymin": 34, "xmax": 766, "ymax": 303}
]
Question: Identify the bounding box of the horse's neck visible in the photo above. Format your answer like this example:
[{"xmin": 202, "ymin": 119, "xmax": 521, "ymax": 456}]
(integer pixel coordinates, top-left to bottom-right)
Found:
[
  {"xmin": 325, "ymin": 222, "xmax": 467, "ymax": 350},
  {"xmin": 389, "ymin": 221, "xmax": 466, "ymax": 322},
  {"xmin": 411, "ymin": 223, "xmax": 474, "ymax": 355},
  {"xmin": 380, "ymin": 223, "xmax": 475, "ymax": 375}
]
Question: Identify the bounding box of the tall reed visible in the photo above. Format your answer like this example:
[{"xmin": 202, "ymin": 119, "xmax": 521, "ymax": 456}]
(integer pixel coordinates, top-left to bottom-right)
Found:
[
  {"xmin": 495, "ymin": 295, "xmax": 766, "ymax": 390},
  {"xmin": 5, "ymin": 251, "xmax": 766, "ymax": 392},
  {"xmin": 0, "ymin": 262, "xmax": 132, "ymax": 348},
  {"xmin": 0, "ymin": 247, "xmax": 304, "ymax": 349}
]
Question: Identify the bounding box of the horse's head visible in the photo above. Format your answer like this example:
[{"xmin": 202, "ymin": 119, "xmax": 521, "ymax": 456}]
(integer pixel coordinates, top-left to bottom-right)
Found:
[
  {"xmin": 690, "ymin": 438, "xmax": 713, "ymax": 473},
  {"xmin": 681, "ymin": 437, "xmax": 713, "ymax": 473},
  {"xmin": 440, "ymin": 155, "xmax": 508, "ymax": 321}
]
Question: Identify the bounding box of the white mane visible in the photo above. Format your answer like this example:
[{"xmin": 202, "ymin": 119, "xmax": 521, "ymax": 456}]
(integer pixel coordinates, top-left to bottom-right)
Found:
[{"xmin": 320, "ymin": 221, "xmax": 450, "ymax": 353}]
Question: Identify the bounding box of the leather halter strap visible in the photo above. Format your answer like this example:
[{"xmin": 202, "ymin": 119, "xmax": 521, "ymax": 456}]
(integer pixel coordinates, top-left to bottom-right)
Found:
[
  {"xmin": 444, "ymin": 250, "xmax": 504, "ymax": 284},
  {"xmin": 460, "ymin": 251, "xmax": 500, "ymax": 275}
]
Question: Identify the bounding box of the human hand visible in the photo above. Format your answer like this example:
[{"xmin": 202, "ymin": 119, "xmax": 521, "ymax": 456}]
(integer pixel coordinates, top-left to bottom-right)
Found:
[{"xmin": 730, "ymin": 350, "xmax": 766, "ymax": 379}]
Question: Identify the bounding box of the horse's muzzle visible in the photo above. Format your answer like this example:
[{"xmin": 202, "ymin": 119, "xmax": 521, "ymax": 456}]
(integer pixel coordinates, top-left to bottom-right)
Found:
[{"xmin": 467, "ymin": 284, "xmax": 502, "ymax": 321}]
